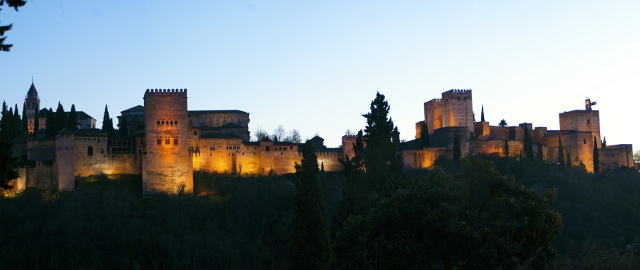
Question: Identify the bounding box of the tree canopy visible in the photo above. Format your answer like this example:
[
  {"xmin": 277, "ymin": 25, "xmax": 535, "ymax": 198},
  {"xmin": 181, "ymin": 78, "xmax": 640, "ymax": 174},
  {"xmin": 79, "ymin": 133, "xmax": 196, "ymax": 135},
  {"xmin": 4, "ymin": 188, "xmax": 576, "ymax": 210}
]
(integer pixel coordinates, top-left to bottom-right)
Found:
[{"xmin": 0, "ymin": 0, "xmax": 26, "ymax": 52}]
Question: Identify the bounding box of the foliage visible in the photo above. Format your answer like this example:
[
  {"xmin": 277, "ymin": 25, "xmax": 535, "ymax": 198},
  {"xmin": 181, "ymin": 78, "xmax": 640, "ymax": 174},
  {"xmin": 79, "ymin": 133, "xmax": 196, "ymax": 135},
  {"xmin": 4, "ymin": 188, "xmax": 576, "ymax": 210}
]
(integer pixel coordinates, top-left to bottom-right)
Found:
[
  {"xmin": 558, "ymin": 137, "xmax": 565, "ymax": 170},
  {"xmin": 499, "ymin": 119, "xmax": 507, "ymax": 127},
  {"xmin": 102, "ymin": 105, "xmax": 115, "ymax": 137},
  {"xmin": 480, "ymin": 105, "xmax": 485, "ymax": 122},
  {"xmin": 0, "ymin": 101, "xmax": 18, "ymax": 142},
  {"xmin": 523, "ymin": 124, "xmax": 535, "ymax": 160},
  {"xmin": 453, "ymin": 133, "xmax": 461, "ymax": 164},
  {"xmin": 420, "ymin": 121, "xmax": 430, "ymax": 148},
  {"xmin": 254, "ymin": 127, "xmax": 269, "ymax": 141},
  {"xmin": 45, "ymin": 108, "xmax": 55, "ymax": 137},
  {"xmin": 634, "ymin": 150, "xmax": 640, "ymax": 164},
  {"xmin": 20, "ymin": 102, "xmax": 26, "ymax": 132},
  {"xmin": 334, "ymin": 159, "xmax": 562, "ymax": 269},
  {"xmin": 54, "ymin": 102, "xmax": 65, "ymax": 134},
  {"xmin": 66, "ymin": 104, "xmax": 77, "ymax": 130},
  {"xmin": 504, "ymin": 139, "xmax": 509, "ymax": 156},
  {"xmin": 0, "ymin": 137, "xmax": 18, "ymax": 189},
  {"xmin": 0, "ymin": 0, "xmax": 26, "ymax": 52},
  {"xmin": 288, "ymin": 141, "xmax": 330, "ymax": 269}
]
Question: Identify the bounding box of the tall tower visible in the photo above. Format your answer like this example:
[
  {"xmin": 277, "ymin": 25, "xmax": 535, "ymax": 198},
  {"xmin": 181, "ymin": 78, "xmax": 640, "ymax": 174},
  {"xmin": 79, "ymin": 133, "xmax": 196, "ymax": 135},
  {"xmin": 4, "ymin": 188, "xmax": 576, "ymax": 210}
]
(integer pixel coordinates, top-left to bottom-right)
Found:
[
  {"xmin": 441, "ymin": 89, "xmax": 473, "ymax": 132},
  {"xmin": 142, "ymin": 89, "xmax": 193, "ymax": 196},
  {"xmin": 25, "ymin": 81, "xmax": 40, "ymax": 134}
]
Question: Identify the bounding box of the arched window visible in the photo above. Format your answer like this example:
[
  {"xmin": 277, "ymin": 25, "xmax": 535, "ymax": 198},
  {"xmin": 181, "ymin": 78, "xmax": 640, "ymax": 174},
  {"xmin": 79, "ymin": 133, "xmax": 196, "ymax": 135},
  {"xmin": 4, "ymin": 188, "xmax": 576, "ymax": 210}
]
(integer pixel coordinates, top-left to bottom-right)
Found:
[
  {"xmin": 88, "ymin": 146, "xmax": 93, "ymax": 156},
  {"xmin": 265, "ymin": 146, "xmax": 270, "ymax": 151},
  {"xmin": 157, "ymin": 121, "xmax": 160, "ymax": 125}
]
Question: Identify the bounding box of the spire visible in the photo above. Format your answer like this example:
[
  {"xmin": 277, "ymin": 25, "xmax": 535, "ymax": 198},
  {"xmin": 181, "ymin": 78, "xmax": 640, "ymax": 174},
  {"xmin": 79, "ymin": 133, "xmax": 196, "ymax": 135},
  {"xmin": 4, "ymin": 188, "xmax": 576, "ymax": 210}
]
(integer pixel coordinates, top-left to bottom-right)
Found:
[
  {"xmin": 27, "ymin": 79, "xmax": 38, "ymax": 99},
  {"xmin": 480, "ymin": 105, "xmax": 485, "ymax": 122}
]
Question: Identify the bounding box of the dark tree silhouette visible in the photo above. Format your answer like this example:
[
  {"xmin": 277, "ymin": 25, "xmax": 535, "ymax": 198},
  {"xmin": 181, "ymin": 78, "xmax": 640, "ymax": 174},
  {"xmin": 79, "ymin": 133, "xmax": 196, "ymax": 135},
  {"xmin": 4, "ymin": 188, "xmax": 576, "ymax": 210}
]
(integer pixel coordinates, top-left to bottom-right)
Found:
[
  {"xmin": 481, "ymin": 105, "xmax": 485, "ymax": 122},
  {"xmin": 558, "ymin": 138, "xmax": 565, "ymax": 170},
  {"xmin": 54, "ymin": 102, "xmax": 65, "ymax": 134},
  {"xmin": 453, "ymin": 133, "xmax": 461, "ymax": 165},
  {"xmin": 593, "ymin": 136, "xmax": 599, "ymax": 174},
  {"xmin": 0, "ymin": 0, "xmax": 26, "ymax": 52},
  {"xmin": 66, "ymin": 104, "xmax": 78, "ymax": 130},
  {"xmin": 499, "ymin": 119, "xmax": 507, "ymax": 127},
  {"xmin": 421, "ymin": 121, "xmax": 430, "ymax": 148},
  {"xmin": 288, "ymin": 140, "xmax": 330, "ymax": 270}
]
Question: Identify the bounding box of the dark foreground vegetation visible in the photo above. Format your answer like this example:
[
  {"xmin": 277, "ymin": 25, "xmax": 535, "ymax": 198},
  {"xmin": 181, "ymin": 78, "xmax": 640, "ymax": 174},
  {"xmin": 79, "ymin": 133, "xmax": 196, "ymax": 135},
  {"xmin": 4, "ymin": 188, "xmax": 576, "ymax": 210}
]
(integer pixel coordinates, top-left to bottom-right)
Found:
[{"xmin": 2, "ymin": 92, "xmax": 640, "ymax": 269}]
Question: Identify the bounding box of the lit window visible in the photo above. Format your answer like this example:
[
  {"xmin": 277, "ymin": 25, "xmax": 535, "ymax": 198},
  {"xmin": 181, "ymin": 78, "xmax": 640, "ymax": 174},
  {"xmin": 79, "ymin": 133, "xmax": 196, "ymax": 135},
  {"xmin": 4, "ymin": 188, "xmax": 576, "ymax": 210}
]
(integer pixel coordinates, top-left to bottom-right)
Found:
[
  {"xmin": 157, "ymin": 139, "xmax": 162, "ymax": 145},
  {"xmin": 165, "ymin": 138, "xmax": 171, "ymax": 145},
  {"xmin": 174, "ymin": 139, "xmax": 178, "ymax": 145}
]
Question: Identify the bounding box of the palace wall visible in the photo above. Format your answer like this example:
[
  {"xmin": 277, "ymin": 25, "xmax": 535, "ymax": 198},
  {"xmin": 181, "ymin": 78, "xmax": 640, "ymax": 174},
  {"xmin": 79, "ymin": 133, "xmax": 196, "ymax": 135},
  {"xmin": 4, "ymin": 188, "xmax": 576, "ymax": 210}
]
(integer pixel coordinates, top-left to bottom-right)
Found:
[
  {"xmin": 600, "ymin": 144, "xmax": 634, "ymax": 171},
  {"xmin": 560, "ymin": 110, "xmax": 601, "ymax": 148}
]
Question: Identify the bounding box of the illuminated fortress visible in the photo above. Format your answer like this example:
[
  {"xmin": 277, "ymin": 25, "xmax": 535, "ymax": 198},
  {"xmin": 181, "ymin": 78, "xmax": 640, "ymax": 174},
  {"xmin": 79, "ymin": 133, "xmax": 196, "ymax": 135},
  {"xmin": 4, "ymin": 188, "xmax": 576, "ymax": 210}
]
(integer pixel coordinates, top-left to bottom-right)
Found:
[{"xmin": 8, "ymin": 85, "xmax": 635, "ymax": 195}]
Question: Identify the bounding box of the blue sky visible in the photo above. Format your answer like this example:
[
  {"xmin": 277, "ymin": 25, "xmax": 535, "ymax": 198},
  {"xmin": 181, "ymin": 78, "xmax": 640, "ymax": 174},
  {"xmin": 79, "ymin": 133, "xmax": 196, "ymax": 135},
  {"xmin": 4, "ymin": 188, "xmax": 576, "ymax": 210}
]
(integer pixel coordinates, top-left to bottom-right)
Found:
[{"xmin": 1, "ymin": 1, "xmax": 639, "ymax": 150}]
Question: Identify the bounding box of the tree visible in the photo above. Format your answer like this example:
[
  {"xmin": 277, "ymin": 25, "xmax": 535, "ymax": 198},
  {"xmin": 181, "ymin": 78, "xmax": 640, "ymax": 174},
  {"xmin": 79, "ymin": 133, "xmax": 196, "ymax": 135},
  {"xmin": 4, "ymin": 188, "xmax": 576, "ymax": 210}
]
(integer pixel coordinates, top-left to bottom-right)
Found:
[
  {"xmin": 453, "ymin": 133, "xmax": 461, "ymax": 164},
  {"xmin": 537, "ymin": 143, "xmax": 544, "ymax": 161},
  {"xmin": 420, "ymin": 121, "xmax": 430, "ymax": 148},
  {"xmin": 0, "ymin": 0, "xmax": 26, "ymax": 52},
  {"xmin": 33, "ymin": 107, "xmax": 39, "ymax": 135},
  {"xmin": 288, "ymin": 129, "xmax": 301, "ymax": 144},
  {"xmin": 254, "ymin": 127, "xmax": 269, "ymax": 141},
  {"xmin": 272, "ymin": 125, "xmax": 286, "ymax": 142},
  {"xmin": 45, "ymin": 108, "xmax": 55, "ymax": 137},
  {"xmin": 334, "ymin": 159, "xmax": 562, "ymax": 269},
  {"xmin": 480, "ymin": 105, "xmax": 485, "ymax": 122},
  {"xmin": 634, "ymin": 150, "xmax": 640, "ymax": 164},
  {"xmin": 0, "ymin": 137, "xmax": 18, "ymax": 189},
  {"xmin": 54, "ymin": 102, "xmax": 65, "ymax": 134},
  {"xmin": 566, "ymin": 151, "xmax": 572, "ymax": 168},
  {"xmin": 13, "ymin": 103, "xmax": 20, "ymax": 134},
  {"xmin": 21, "ymin": 102, "xmax": 26, "ymax": 132},
  {"xmin": 504, "ymin": 139, "xmax": 509, "ymax": 157},
  {"xmin": 499, "ymin": 119, "xmax": 507, "ymax": 127},
  {"xmin": 523, "ymin": 124, "xmax": 534, "ymax": 160},
  {"xmin": 288, "ymin": 140, "xmax": 330, "ymax": 270},
  {"xmin": 558, "ymin": 138, "xmax": 565, "ymax": 170},
  {"xmin": 102, "ymin": 105, "xmax": 115, "ymax": 137},
  {"xmin": 0, "ymin": 101, "xmax": 12, "ymax": 142},
  {"xmin": 602, "ymin": 137, "xmax": 606, "ymax": 148},
  {"xmin": 66, "ymin": 104, "xmax": 77, "ymax": 130},
  {"xmin": 593, "ymin": 136, "xmax": 599, "ymax": 174}
]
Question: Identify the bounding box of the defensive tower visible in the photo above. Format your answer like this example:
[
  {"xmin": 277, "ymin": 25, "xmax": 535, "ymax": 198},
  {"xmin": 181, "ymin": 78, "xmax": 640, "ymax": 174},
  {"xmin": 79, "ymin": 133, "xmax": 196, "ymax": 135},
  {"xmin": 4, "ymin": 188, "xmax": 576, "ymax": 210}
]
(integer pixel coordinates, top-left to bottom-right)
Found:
[
  {"xmin": 441, "ymin": 89, "xmax": 473, "ymax": 133},
  {"xmin": 143, "ymin": 89, "xmax": 193, "ymax": 196},
  {"xmin": 559, "ymin": 98, "xmax": 601, "ymax": 148},
  {"xmin": 423, "ymin": 98, "xmax": 442, "ymax": 135}
]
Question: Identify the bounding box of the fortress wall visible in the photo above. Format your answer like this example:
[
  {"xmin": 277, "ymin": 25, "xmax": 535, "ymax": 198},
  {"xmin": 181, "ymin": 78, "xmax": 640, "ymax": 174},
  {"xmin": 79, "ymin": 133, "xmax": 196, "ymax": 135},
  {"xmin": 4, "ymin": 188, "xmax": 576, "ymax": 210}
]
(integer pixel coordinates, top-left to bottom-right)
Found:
[
  {"xmin": 489, "ymin": 126, "xmax": 509, "ymax": 141},
  {"xmin": 600, "ymin": 144, "xmax": 634, "ymax": 170},
  {"xmin": 342, "ymin": 135, "xmax": 358, "ymax": 159},
  {"xmin": 559, "ymin": 110, "xmax": 601, "ymax": 148},
  {"xmin": 441, "ymin": 90, "xmax": 473, "ymax": 131},
  {"xmin": 56, "ymin": 135, "xmax": 75, "ymax": 191},
  {"xmin": 143, "ymin": 89, "xmax": 193, "ymax": 195},
  {"xmin": 316, "ymin": 152, "xmax": 343, "ymax": 172},
  {"xmin": 28, "ymin": 162, "xmax": 54, "ymax": 189},
  {"xmin": 474, "ymin": 121, "xmax": 490, "ymax": 136},
  {"xmin": 415, "ymin": 121, "xmax": 424, "ymax": 139},
  {"xmin": 508, "ymin": 126, "xmax": 524, "ymax": 142},
  {"xmin": 469, "ymin": 140, "xmax": 504, "ymax": 157},
  {"xmin": 271, "ymin": 151, "xmax": 301, "ymax": 175},
  {"xmin": 8, "ymin": 168, "xmax": 27, "ymax": 193},
  {"xmin": 431, "ymin": 127, "xmax": 469, "ymax": 147},
  {"xmin": 532, "ymin": 127, "xmax": 548, "ymax": 144},
  {"xmin": 542, "ymin": 132, "xmax": 594, "ymax": 172},
  {"xmin": 424, "ymin": 99, "xmax": 442, "ymax": 135},
  {"xmin": 402, "ymin": 147, "xmax": 448, "ymax": 169}
]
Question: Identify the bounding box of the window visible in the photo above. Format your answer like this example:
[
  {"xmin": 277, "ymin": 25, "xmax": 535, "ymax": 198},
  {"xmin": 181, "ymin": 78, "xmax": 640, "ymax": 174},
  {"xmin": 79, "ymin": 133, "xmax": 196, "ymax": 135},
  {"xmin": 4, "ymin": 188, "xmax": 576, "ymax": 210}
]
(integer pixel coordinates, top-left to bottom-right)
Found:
[
  {"xmin": 175, "ymin": 121, "xmax": 178, "ymax": 125},
  {"xmin": 101, "ymin": 148, "xmax": 104, "ymax": 154},
  {"xmin": 88, "ymin": 146, "xmax": 93, "ymax": 156},
  {"xmin": 170, "ymin": 121, "xmax": 173, "ymax": 125},
  {"xmin": 194, "ymin": 131, "xmax": 197, "ymax": 136},
  {"xmin": 584, "ymin": 139, "xmax": 587, "ymax": 144},
  {"xmin": 587, "ymin": 120, "xmax": 590, "ymax": 124},
  {"xmin": 174, "ymin": 139, "xmax": 179, "ymax": 145},
  {"xmin": 157, "ymin": 121, "xmax": 160, "ymax": 125},
  {"xmin": 165, "ymin": 138, "xmax": 171, "ymax": 145},
  {"xmin": 157, "ymin": 139, "xmax": 162, "ymax": 145}
]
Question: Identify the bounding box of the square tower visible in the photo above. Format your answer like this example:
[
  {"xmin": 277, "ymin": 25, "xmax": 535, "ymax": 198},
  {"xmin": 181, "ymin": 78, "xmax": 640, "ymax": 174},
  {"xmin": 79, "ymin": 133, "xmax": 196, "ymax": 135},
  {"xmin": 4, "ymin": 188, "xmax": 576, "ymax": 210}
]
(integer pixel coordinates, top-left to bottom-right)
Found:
[
  {"xmin": 441, "ymin": 89, "xmax": 474, "ymax": 132},
  {"xmin": 559, "ymin": 110, "xmax": 601, "ymax": 148},
  {"xmin": 424, "ymin": 98, "xmax": 442, "ymax": 135},
  {"xmin": 143, "ymin": 89, "xmax": 193, "ymax": 196}
]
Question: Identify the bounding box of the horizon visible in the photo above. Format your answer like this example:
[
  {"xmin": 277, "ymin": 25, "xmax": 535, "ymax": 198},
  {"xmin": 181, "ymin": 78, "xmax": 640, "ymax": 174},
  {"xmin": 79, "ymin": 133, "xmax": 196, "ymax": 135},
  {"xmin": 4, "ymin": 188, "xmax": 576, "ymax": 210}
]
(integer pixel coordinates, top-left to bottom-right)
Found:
[{"xmin": 1, "ymin": 1, "xmax": 638, "ymax": 150}]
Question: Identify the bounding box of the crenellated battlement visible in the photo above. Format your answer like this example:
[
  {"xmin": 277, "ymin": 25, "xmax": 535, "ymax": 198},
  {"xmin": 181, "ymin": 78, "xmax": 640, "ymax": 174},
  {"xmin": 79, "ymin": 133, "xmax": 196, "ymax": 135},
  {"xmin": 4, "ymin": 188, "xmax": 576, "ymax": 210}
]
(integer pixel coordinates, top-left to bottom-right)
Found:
[
  {"xmin": 144, "ymin": 89, "xmax": 188, "ymax": 96},
  {"xmin": 444, "ymin": 89, "xmax": 472, "ymax": 95}
]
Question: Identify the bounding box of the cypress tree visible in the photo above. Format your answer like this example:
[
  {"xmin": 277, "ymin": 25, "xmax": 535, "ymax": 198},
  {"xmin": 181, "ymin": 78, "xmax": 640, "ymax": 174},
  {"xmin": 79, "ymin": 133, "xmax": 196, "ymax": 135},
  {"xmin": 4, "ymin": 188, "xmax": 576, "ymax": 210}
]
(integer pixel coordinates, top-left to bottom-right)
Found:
[
  {"xmin": 504, "ymin": 140, "xmax": 509, "ymax": 157},
  {"xmin": 33, "ymin": 108, "xmax": 40, "ymax": 136},
  {"xmin": 0, "ymin": 137, "xmax": 18, "ymax": 190},
  {"xmin": 602, "ymin": 137, "xmax": 606, "ymax": 148},
  {"xmin": 481, "ymin": 105, "xmax": 485, "ymax": 122},
  {"xmin": 13, "ymin": 104, "xmax": 20, "ymax": 136},
  {"xmin": 537, "ymin": 143, "xmax": 543, "ymax": 161},
  {"xmin": 593, "ymin": 136, "xmax": 599, "ymax": 174},
  {"xmin": 453, "ymin": 133, "xmax": 461, "ymax": 165},
  {"xmin": 288, "ymin": 140, "xmax": 330, "ymax": 270},
  {"xmin": 0, "ymin": 102, "xmax": 9, "ymax": 142},
  {"xmin": 523, "ymin": 124, "xmax": 534, "ymax": 160},
  {"xmin": 102, "ymin": 105, "xmax": 115, "ymax": 137},
  {"xmin": 21, "ymin": 102, "xmax": 27, "ymax": 132},
  {"xmin": 66, "ymin": 104, "xmax": 78, "ymax": 130},
  {"xmin": 54, "ymin": 102, "xmax": 65, "ymax": 134},
  {"xmin": 558, "ymin": 138, "xmax": 565, "ymax": 170},
  {"xmin": 45, "ymin": 108, "xmax": 55, "ymax": 137},
  {"xmin": 566, "ymin": 151, "xmax": 572, "ymax": 168},
  {"xmin": 421, "ymin": 121, "xmax": 430, "ymax": 148}
]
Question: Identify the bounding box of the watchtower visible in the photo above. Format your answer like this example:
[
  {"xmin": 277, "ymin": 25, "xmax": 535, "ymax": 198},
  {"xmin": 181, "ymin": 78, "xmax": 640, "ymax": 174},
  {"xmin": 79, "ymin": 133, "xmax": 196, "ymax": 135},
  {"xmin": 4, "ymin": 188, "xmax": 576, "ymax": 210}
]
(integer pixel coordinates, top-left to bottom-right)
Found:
[
  {"xmin": 142, "ymin": 89, "xmax": 193, "ymax": 196},
  {"xmin": 559, "ymin": 99, "xmax": 601, "ymax": 148},
  {"xmin": 441, "ymin": 89, "xmax": 474, "ymax": 132}
]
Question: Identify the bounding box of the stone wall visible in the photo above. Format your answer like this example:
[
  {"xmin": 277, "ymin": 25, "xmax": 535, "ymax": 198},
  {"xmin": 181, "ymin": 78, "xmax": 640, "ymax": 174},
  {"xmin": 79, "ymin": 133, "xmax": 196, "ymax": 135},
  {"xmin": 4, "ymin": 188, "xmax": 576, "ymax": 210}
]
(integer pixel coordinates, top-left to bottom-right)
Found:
[
  {"xmin": 424, "ymin": 99, "xmax": 442, "ymax": 135},
  {"xmin": 600, "ymin": 144, "xmax": 634, "ymax": 171},
  {"xmin": 441, "ymin": 89, "xmax": 473, "ymax": 132}
]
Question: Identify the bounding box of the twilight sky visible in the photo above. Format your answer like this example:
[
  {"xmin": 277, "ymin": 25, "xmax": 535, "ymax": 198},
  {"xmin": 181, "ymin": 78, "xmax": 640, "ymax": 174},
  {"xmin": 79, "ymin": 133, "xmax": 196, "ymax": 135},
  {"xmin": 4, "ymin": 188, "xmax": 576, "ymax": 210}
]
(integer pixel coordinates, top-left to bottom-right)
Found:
[{"xmin": 1, "ymin": 1, "xmax": 639, "ymax": 150}]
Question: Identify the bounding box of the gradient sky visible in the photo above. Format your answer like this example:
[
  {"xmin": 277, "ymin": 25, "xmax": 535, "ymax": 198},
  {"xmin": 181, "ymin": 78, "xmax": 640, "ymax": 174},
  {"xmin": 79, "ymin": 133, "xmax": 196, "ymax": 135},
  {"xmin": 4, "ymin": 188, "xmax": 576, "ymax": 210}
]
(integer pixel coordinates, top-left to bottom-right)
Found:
[{"xmin": 1, "ymin": 1, "xmax": 639, "ymax": 150}]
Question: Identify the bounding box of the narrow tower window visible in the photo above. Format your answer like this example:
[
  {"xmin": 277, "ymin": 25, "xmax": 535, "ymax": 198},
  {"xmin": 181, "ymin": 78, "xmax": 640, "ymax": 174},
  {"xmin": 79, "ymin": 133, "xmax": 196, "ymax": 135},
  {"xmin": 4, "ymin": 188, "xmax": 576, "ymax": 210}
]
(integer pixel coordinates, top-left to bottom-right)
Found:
[{"xmin": 88, "ymin": 146, "xmax": 93, "ymax": 156}]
